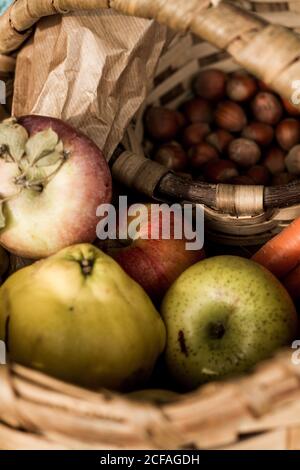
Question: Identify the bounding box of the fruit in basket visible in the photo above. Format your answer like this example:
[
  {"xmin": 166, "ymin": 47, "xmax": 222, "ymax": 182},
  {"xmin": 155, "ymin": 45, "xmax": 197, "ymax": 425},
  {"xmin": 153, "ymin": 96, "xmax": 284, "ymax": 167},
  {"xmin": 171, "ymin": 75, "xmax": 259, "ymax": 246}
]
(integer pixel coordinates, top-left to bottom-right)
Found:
[
  {"xmin": 203, "ymin": 159, "xmax": 238, "ymax": 183},
  {"xmin": 0, "ymin": 116, "xmax": 112, "ymax": 259},
  {"xmin": 145, "ymin": 107, "xmax": 184, "ymax": 141},
  {"xmin": 182, "ymin": 122, "xmax": 210, "ymax": 147},
  {"xmin": 154, "ymin": 142, "xmax": 187, "ymax": 171},
  {"xmin": 226, "ymin": 72, "xmax": 257, "ymax": 102},
  {"xmin": 145, "ymin": 69, "xmax": 300, "ymax": 187},
  {"xmin": 242, "ymin": 122, "xmax": 274, "ymax": 147},
  {"xmin": 263, "ymin": 146, "xmax": 286, "ymax": 175},
  {"xmin": 251, "ymin": 92, "xmax": 283, "ymax": 125},
  {"xmin": 0, "ymin": 244, "xmax": 166, "ymax": 390},
  {"xmin": 228, "ymin": 138, "xmax": 261, "ymax": 168},
  {"xmin": 215, "ymin": 101, "xmax": 247, "ymax": 132},
  {"xmin": 194, "ymin": 69, "xmax": 227, "ymax": 101},
  {"xmin": 188, "ymin": 143, "xmax": 219, "ymax": 170},
  {"xmin": 276, "ymin": 119, "xmax": 300, "ymax": 151},
  {"xmin": 285, "ymin": 145, "xmax": 300, "ymax": 175},
  {"xmin": 206, "ymin": 129, "xmax": 234, "ymax": 153},
  {"xmin": 109, "ymin": 204, "xmax": 205, "ymax": 303},
  {"xmin": 162, "ymin": 256, "xmax": 297, "ymax": 389},
  {"xmin": 183, "ymin": 98, "xmax": 213, "ymax": 124}
]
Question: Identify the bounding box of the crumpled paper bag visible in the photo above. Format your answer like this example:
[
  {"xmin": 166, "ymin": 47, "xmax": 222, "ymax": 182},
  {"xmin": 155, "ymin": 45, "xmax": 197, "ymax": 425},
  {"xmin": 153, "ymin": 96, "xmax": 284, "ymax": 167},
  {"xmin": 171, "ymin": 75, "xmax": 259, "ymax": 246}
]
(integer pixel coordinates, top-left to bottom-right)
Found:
[{"xmin": 13, "ymin": 9, "xmax": 169, "ymax": 159}]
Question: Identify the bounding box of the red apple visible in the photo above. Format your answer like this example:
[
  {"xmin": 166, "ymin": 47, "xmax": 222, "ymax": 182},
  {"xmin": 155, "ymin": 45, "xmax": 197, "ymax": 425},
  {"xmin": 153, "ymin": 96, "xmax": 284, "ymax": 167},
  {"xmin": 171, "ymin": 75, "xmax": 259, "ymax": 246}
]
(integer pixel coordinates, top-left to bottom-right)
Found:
[
  {"xmin": 0, "ymin": 116, "xmax": 112, "ymax": 258},
  {"xmin": 109, "ymin": 205, "xmax": 205, "ymax": 303}
]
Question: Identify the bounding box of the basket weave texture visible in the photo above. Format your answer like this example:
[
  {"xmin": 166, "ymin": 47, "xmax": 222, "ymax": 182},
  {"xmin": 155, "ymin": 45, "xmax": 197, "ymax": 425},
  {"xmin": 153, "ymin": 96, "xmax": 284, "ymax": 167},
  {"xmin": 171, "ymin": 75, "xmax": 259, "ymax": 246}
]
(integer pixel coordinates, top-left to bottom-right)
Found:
[
  {"xmin": 1, "ymin": 0, "xmax": 300, "ymax": 450},
  {"xmin": 2, "ymin": 352, "xmax": 300, "ymax": 450}
]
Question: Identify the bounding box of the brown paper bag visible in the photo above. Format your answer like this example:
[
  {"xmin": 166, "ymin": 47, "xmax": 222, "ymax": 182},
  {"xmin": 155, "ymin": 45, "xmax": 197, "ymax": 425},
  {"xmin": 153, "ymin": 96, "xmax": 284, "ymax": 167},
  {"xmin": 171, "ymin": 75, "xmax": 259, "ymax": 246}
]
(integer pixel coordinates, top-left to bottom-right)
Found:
[{"xmin": 13, "ymin": 10, "xmax": 169, "ymax": 159}]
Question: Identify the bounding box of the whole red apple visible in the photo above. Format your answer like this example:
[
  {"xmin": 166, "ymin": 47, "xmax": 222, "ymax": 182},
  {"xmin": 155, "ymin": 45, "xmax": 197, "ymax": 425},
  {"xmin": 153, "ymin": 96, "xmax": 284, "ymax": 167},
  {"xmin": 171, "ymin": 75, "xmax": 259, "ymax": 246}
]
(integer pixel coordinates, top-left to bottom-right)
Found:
[
  {"xmin": 108, "ymin": 204, "xmax": 205, "ymax": 303},
  {"xmin": 0, "ymin": 116, "xmax": 112, "ymax": 258}
]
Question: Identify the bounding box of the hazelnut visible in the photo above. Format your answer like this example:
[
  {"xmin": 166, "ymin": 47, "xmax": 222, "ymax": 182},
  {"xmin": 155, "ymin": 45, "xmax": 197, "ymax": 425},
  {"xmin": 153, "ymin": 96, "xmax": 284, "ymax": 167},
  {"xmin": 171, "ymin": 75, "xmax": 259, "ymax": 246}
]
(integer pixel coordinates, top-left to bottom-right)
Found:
[
  {"xmin": 272, "ymin": 172, "xmax": 297, "ymax": 186},
  {"xmin": 182, "ymin": 122, "xmax": 210, "ymax": 147},
  {"xmin": 276, "ymin": 118, "xmax": 300, "ymax": 151},
  {"xmin": 183, "ymin": 98, "xmax": 213, "ymax": 124},
  {"xmin": 281, "ymin": 98, "xmax": 300, "ymax": 117},
  {"xmin": 145, "ymin": 107, "xmax": 184, "ymax": 141},
  {"xmin": 247, "ymin": 165, "xmax": 270, "ymax": 185},
  {"xmin": 263, "ymin": 147, "xmax": 286, "ymax": 175},
  {"xmin": 228, "ymin": 175, "xmax": 255, "ymax": 185},
  {"xmin": 242, "ymin": 122, "xmax": 274, "ymax": 147},
  {"xmin": 226, "ymin": 72, "xmax": 257, "ymax": 102},
  {"xmin": 206, "ymin": 129, "xmax": 234, "ymax": 153},
  {"xmin": 203, "ymin": 159, "xmax": 238, "ymax": 183},
  {"xmin": 194, "ymin": 69, "xmax": 227, "ymax": 101},
  {"xmin": 154, "ymin": 142, "xmax": 187, "ymax": 171},
  {"xmin": 228, "ymin": 138, "xmax": 261, "ymax": 168},
  {"xmin": 188, "ymin": 143, "xmax": 219, "ymax": 170},
  {"xmin": 251, "ymin": 92, "xmax": 283, "ymax": 125},
  {"xmin": 285, "ymin": 145, "xmax": 300, "ymax": 175},
  {"xmin": 215, "ymin": 101, "xmax": 247, "ymax": 132}
]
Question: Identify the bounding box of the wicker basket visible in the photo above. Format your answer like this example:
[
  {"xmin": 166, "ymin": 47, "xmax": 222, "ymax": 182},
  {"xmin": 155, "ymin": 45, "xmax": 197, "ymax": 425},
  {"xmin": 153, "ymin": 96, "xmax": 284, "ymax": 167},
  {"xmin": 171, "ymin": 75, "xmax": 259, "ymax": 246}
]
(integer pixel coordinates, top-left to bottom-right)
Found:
[
  {"xmin": 116, "ymin": 1, "xmax": 300, "ymax": 246},
  {"xmin": 1, "ymin": 0, "xmax": 300, "ymax": 450}
]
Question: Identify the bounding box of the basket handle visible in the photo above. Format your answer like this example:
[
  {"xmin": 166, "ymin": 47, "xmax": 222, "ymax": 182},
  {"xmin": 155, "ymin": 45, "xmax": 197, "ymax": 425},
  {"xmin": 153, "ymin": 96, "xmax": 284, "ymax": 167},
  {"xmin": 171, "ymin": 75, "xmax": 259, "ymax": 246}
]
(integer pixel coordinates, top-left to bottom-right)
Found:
[
  {"xmin": 158, "ymin": 172, "xmax": 300, "ymax": 216},
  {"xmin": 111, "ymin": 147, "xmax": 300, "ymax": 216},
  {"xmin": 0, "ymin": 0, "xmax": 300, "ymax": 103}
]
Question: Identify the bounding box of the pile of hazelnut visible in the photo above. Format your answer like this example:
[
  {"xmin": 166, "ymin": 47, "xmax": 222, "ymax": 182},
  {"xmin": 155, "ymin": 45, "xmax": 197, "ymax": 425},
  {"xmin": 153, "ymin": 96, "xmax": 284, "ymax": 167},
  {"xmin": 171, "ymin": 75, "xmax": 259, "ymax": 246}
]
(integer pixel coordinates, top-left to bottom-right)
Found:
[{"xmin": 145, "ymin": 69, "xmax": 300, "ymax": 186}]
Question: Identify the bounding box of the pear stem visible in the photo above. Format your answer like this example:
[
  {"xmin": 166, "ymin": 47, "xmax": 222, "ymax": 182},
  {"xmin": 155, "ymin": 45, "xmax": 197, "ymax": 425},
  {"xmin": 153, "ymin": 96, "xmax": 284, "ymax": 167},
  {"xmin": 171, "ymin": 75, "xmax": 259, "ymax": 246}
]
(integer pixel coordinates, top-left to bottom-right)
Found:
[{"xmin": 80, "ymin": 259, "xmax": 94, "ymax": 276}]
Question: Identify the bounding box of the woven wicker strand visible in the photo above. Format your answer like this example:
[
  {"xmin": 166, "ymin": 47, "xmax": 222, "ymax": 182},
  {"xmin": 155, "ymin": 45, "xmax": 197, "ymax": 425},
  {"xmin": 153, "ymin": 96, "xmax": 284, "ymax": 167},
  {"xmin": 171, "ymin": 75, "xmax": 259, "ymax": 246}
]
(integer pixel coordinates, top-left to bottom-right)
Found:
[
  {"xmin": 0, "ymin": 1, "xmax": 300, "ymax": 450},
  {"xmin": 0, "ymin": 0, "xmax": 299, "ymax": 102},
  {"xmin": 1, "ymin": 350, "xmax": 300, "ymax": 450}
]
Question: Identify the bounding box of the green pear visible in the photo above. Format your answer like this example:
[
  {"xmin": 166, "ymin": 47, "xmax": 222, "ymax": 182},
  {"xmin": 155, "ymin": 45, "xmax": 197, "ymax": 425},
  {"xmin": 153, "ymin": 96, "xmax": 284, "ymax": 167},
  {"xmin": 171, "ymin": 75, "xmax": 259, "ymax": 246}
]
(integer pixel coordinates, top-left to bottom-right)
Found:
[
  {"xmin": 162, "ymin": 256, "xmax": 298, "ymax": 390},
  {"xmin": 0, "ymin": 244, "xmax": 166, "ymax": 390}
]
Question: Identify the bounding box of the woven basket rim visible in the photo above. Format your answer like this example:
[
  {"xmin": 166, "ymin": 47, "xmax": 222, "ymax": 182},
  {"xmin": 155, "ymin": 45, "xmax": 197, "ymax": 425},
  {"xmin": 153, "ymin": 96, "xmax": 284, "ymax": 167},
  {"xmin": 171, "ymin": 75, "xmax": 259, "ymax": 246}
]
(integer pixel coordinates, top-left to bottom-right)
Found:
[
  {"xmin": 1, "ymin": 348, "xmax": 300, "ymax": 450},
  {"xmin": 0, "ymin": 0, "xmax": 300, "ymax": 450}
]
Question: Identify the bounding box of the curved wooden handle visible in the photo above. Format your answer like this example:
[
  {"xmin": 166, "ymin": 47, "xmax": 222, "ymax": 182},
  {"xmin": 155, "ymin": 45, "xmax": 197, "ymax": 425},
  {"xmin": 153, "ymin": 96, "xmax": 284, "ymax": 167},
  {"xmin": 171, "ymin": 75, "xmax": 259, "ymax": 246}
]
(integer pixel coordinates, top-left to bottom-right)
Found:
[
  {"xmin": 157, "ymin": 172, "xmax": 300, "ymax": 216},
  {"xmin": 111, "ymin": 149, "xmax": 300, "ymax": 216},
  {"xmin": 0, "ymin": 0, "xmax": 299, "ymax": 104}
]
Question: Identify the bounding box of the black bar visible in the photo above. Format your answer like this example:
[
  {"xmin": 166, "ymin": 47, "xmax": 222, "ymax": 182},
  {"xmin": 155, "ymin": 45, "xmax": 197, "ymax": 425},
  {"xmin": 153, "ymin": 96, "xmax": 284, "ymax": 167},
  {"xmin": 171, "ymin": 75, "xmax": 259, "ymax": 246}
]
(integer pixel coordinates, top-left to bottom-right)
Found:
[{"xmin": 0, "ymin": 450, "xmax": 298, "ymax": 466}]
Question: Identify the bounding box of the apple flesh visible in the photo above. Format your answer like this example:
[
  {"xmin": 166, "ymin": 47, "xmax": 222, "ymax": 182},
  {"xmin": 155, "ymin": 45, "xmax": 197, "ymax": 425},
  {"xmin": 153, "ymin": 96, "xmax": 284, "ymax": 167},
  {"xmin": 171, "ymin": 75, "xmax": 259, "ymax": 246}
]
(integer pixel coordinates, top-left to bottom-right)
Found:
[
  {"xmin": 162, "ymin": 255, "xmax": 297, "ymax": 390},
  {"xmin": 0, "ymin": 244, "xmax": 166, "ymax": 390},
  {"xmin": 0, "ymin": 116, "xmax": 112, "ymax": 259}
]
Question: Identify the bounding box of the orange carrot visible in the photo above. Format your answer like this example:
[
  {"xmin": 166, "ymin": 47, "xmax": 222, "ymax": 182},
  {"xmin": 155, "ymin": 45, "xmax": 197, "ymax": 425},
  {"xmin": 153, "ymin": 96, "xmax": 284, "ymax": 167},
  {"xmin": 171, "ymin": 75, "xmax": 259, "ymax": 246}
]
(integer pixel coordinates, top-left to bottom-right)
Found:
[
  {"xmin": 252, "ymin": 216, "xmax": 300, "ymax": 278},
  {"xmin": 283, "ymin": 264, "xmax": 300, "ymax": 300}
]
